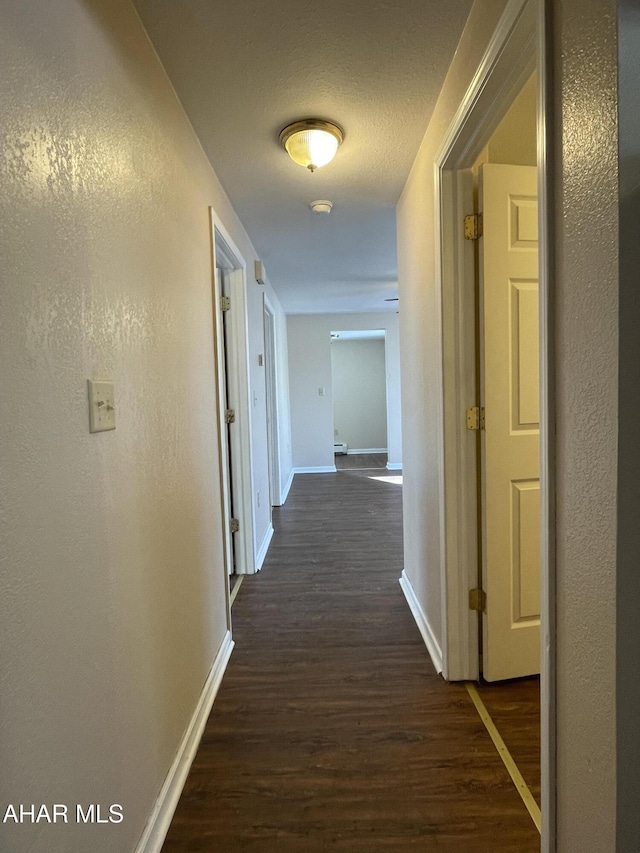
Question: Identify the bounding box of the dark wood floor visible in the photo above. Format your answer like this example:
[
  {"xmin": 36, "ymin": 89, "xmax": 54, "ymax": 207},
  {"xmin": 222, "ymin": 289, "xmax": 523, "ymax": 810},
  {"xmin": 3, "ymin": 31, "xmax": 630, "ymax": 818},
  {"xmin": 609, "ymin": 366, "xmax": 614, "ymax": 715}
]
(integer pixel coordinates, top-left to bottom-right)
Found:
[
  {"xmin": 334, "ymin": 452, "xmax": 387, "ymax": 469},
  {"xmin": 163, "ymin": 469, "xmax": 540, "ymax": 852},
  {"xmin": 476, "ymin": 677, "xmax": 541, "ymax": 806}
]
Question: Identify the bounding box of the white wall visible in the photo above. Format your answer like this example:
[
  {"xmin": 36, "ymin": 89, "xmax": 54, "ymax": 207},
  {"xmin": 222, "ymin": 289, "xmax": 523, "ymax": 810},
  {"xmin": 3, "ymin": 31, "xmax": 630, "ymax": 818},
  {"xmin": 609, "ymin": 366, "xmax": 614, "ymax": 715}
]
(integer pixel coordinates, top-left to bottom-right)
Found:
[
  {"xmin": 288, "ymin": 313, "xmax": 402, "ymax": 470},
  {"xmin": 0, "ymin": 0, "xmax": 288, "ymax": 850},
  {"xmin": 331, "ymin": 339, "xmax": 388, "ymax": 452},
  {"xmin": 397, "ymin": 0, "xmax": 619, "ymax": 848}
]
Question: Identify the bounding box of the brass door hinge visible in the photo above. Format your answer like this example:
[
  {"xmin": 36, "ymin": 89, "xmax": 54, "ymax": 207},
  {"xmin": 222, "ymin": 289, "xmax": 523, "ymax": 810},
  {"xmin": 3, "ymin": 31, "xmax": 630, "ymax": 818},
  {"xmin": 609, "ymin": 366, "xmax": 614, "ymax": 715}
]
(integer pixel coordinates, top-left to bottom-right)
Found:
[
  {"xmin": 464, "ymin": 213, "xmax": 483, "ymax": 240},
  {"xmin": 466, "ymin": 406, "xmax": 485, "ymax": 431},
  {"xmin": 225, "ymin": 409, "xmax": 236, "ymax": 424},
  {"xmin": 220, "ymin": 295, "xmax": 231, "ymax": 311},
  {"xmin": 469, "ymin": 588, "xmax": 487, "ymax": 612},
  {"xmin": 230, "ymin": 517, "xmax": 240, "ymax": 534}
]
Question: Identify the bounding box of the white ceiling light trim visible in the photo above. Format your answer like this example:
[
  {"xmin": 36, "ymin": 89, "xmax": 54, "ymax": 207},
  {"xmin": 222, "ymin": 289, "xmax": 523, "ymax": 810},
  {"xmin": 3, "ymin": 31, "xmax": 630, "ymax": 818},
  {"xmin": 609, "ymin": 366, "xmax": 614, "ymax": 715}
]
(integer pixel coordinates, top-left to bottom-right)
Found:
[
  {"xmin": 309, "ymin": 199, "xmax": 333, "ymax": 214},
  {"xmin": 279, "ymin": 119, "xmax": 344, "ymax": 172}
]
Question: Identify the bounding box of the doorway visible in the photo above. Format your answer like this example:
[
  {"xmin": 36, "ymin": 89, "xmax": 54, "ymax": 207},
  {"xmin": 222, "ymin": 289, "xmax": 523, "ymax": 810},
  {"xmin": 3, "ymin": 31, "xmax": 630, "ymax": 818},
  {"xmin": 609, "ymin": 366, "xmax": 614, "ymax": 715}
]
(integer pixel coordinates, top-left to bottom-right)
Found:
[
  {"xmin": 215, "ymin": 264, "xmax": 237, "ymax": 578},
  {"xmin": 434, "ymin": 0, "xmax": 553, "ymax": 848},
  {"xmin": 263, "ymin": 300, "xmax": 280, "ymax": 507},
  {"xmin": 211, "ymin": 213, "xmax": 256, "ymax": 579},
  {"xmin": 330, "ymin": 330, "xmax": 388, "ymax": 470},
  {"xmin": 473, "ymin": 74, "xmax": 540, "ymax": 682}
]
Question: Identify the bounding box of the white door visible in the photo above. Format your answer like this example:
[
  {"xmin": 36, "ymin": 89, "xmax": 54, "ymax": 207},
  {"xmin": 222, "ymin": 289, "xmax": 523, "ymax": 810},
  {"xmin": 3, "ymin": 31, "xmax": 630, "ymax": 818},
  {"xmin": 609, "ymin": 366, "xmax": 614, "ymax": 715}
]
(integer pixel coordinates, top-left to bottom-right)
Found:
[{"xmin": 480, "ymin": 163, "xmax": 540, "ymax": 682}]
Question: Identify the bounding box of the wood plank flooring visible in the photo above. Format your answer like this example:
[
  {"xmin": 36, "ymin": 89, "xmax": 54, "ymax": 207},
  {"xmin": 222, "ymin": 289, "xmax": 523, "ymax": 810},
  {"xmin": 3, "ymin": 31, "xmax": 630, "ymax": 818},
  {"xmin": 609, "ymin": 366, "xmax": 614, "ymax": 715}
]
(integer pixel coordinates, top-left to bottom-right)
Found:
[
  {"xmin": 334, "ymin": 452, "xmax": 387, "ymax": 469},
  {"xmin": 475, "ymin": 677, "xmax": 541, "ymax": 806},
  {"xmin": 163, "ymin": 469, "xmax": 540, "ymax": 852}
]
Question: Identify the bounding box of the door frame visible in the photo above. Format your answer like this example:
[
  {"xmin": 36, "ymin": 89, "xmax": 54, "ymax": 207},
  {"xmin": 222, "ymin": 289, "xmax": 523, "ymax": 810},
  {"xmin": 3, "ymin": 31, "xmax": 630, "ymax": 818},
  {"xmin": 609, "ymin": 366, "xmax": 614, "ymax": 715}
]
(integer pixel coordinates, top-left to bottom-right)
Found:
[
  {"xmin": 210, "ymin": 254, "xmax": 232, "ymax": 630},
  {"xmin": 210, "ymin": 210, "xmax": 256, "ymax": 577},
  {"xmin": 434, "ymin": 0, "xmax": 555, "ymax": 848},
  {"xmin": 329, "ymin": 329, "xmax": 390, "ymax": 460}
]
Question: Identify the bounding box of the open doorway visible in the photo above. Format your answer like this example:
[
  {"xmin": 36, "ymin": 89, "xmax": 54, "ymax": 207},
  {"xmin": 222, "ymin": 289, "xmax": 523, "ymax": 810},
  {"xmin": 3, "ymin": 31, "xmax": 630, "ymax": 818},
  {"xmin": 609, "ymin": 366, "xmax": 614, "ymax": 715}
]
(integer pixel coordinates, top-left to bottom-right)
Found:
[
  {"xmin": 433, "ymin": 0, "xmax": 553, "ymax": 847},
  {"xmin": 211, "ymin": 214, "xmax": 255, "ymax": 582},
  {"xmin": 215, "ymin": 264, "xmax": 237, "ymax": 579},
  {"xmin": 330, "ymin": 330, "xmax": 388, "ymax": 470},
  {"xmin": 263, "ymin": 299, "xmax": 280, "ymax": 507},
  {"xmin": 465, "ymin": 70, "xmax": 542, "ymax": 836},
  {"xmin": 473, "ymin": 73, "xmax": 540, "ymax": 681}
]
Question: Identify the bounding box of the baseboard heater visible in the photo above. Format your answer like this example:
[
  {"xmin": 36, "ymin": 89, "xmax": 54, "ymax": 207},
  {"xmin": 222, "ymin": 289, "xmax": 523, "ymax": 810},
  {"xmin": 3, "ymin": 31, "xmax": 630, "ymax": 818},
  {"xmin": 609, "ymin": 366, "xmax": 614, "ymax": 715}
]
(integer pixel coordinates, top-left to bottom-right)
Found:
[{"xmin": 334, "ymin": 443, "xmax": 348, "ymax": 455}]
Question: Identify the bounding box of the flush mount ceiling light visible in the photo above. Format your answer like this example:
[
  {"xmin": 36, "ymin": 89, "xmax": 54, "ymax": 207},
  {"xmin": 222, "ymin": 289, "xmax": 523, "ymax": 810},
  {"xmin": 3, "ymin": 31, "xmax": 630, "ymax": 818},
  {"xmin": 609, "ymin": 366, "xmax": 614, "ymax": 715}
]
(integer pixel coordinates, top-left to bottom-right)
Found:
[
  {"xmin": 310, "ymin": 199, "xmax": 333, "ymax": 214},
  {"xmin": 279, "ymin": 119, "xmax": 344, "ymax": 172}
]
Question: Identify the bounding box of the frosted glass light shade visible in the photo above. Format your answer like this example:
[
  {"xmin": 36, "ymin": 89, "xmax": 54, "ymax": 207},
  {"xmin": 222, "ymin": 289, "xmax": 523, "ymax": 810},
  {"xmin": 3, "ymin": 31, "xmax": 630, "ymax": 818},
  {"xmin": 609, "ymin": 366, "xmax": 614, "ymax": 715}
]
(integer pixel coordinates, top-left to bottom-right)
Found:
[{"xmin": 279, "ymin": 120, "xmax": 344, "ymax": 172}]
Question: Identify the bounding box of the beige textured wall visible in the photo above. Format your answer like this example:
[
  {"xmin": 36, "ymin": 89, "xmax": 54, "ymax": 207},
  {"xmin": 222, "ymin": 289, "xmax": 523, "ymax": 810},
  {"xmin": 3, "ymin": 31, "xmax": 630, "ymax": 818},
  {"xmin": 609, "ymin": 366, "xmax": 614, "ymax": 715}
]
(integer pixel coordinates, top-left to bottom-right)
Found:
[
  {"xmin": 396, "ymin": 0, "xmax": 510, "ymax": 653},
  {"xmin": 617, "ymin": 1, "xmax": 640, "ymax": 845},
  {"xmin": 0, "ymin": 0, "xmax": 286, "ymax": 850},
  {"xmin": 553, "ymin": 0, "xmax": 618, "ymax": 848}
]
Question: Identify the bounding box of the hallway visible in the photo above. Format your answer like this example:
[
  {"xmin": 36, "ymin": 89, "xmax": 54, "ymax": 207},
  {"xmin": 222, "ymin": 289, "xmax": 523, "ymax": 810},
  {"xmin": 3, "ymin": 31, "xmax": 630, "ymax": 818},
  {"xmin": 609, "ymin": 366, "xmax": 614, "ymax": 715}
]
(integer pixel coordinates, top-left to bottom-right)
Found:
[{"xmin": 163, "ymin": 470, "xmax": 539, "ymax": 852}]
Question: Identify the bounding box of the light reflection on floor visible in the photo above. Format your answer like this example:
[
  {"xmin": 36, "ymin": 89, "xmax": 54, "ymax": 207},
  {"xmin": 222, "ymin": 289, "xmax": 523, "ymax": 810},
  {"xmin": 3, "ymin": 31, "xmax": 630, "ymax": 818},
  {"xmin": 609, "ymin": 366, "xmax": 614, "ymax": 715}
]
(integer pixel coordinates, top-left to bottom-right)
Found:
[{"xmin": 368, "ymin": 474, "xmax": 403, "ymax": 485}]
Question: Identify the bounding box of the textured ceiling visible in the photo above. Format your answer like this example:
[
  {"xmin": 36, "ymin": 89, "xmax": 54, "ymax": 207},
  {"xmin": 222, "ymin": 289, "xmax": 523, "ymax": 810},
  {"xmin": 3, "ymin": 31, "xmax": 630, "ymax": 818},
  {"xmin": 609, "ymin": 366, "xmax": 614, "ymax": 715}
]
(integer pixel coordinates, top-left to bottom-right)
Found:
[{"xmin": 132, "ymin": 0, "xmax": 473, "ymax": 313}]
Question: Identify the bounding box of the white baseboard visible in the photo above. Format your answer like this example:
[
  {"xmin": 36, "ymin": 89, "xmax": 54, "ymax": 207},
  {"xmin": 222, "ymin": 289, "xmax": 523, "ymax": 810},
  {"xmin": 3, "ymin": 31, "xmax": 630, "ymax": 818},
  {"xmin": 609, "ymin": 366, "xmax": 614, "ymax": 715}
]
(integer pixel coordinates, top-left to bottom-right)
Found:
[
  {"xmin": 346, "ymin": 447, "xmax": 387, "ymax": 455},
  {"xmin": 134, "ymin": 631, "xmax": 234, "ymax": 853},
  {"xmin": 280, "ymin": 468, "xmax": 294, "ymax": 505},
  {"xmin": 256, "ymin": 523, "xmax": 274, "ymax": 570},
  {"xmin": 292, "ymin": 466, "xmax": 337, "ymax": 474},
  {"xmin": 386, "ymin": 461, "xmax": 402, "ymax": 470},
  {"xmin": 399, "ymin": 570, "xmax": 443, "ymax": 675}
]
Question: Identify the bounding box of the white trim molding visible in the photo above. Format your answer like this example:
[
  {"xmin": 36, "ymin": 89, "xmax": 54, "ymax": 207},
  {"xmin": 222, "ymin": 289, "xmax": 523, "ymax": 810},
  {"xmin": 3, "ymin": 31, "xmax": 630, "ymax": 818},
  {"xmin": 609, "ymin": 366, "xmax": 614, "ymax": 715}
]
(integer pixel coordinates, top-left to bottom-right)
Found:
[
  {"xmin": 346, "ymin": 447, "xmax": 387, "ymax": 455},
  {"xmin": 134, "ymin": 631, "xmax": 234, "ymax": 853},
  {"xmin": 399, "ymin": 570, "xmax": 443, "ymax": 675},
  {"xmin": 386, "ymin": 462, "xmax": 402, "ymax": 471},
  {"xmin": 292, "ymin": 466, "xmax": 337, "ymax": 474},
  {"xmin": 280, "ymin": 468, "xmax": 294, "ymax": 505},
  {"xmin": 256, "ymin": 523, "xmax": 274, "ymax": 571}
]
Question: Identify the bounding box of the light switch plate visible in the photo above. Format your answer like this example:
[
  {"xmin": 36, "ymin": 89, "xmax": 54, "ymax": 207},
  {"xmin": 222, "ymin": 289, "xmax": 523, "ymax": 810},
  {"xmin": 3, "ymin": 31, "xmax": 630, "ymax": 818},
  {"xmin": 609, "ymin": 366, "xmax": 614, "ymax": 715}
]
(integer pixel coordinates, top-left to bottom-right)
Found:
[{"xmin": 88, "ymin": 380, "xmax": 116, "ymax": 433}]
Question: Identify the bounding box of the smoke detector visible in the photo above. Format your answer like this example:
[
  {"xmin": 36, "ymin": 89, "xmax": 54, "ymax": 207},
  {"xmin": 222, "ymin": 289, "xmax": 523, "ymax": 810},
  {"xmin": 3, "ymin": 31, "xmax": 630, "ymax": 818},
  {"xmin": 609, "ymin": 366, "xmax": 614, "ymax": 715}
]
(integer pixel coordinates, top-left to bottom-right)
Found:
[{"xmin": 310, "ymin": 199, "xmax": 333, "ymax": 214}]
